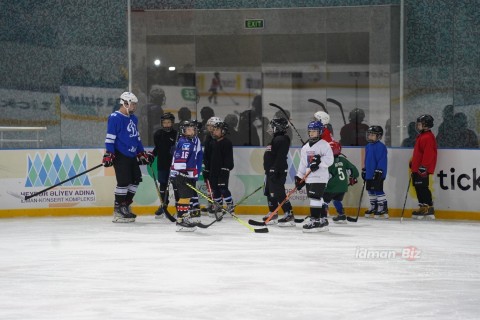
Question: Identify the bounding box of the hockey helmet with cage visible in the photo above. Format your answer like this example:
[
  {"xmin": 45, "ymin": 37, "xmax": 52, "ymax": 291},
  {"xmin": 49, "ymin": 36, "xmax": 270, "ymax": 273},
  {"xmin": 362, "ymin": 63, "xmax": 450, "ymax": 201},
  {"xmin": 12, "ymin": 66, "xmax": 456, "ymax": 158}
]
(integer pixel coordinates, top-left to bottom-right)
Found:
[
  {"xmin": 270, "ymin": 117, "xmax": 289, "ymax": 134},
  {"xmin": 160, "ymin": 112, "xmax": 175, "ymax": 131},
  {"xmin": 180, "ymin": 120, "xmax": 197, "ymax": 136},
  {"xmin": 206, "ymin": 116, "xmax": 222, "ymax": 127},
  {"xmin": 307, "ymin": 120, "xmax": 324, "ymax": 143},
  {"xmin": 213, "ymin": 121, "xmax": 229, "ymax": 137},
  {"xmin": 366, "ymin": 125, "xmax": 383, "ymax": 142},
  {"xmin": 314, "ymin": 111, "xmax": 330, "ymax": 125},
  {"xmin": 416, "ymin": 114, "xmax": 434, "ymax": 129},
  {"xmin": 349, "ymin": 108, "xmax": 365, "ymax": 123},
  {"xmin": 329, "ymin": 140, "xmax": 342, "ymax": 156}
]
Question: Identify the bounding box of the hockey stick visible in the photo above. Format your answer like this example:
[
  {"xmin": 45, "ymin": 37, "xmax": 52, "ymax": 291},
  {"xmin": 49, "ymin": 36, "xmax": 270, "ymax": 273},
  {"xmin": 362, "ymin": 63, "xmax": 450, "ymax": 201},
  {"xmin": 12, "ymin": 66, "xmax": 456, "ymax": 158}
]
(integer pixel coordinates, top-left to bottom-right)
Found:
[
  {"xmin": 205, "ymin": 178, "xmax": 223, "ymax": 221},
  {"xmin": 7, "ymin": 163, "xmax": 103, "ymax": 201},
  {"xmin": 400, "ymin": 176, "xmax": 412, "ymax": 223},
  {"xmin": 326, "ymin": 98, "xmax": 347, "ymax": 125},
  {"xmin": 269, "ymin": 103, "xmax": 306, "ymax": 145},
  {"xmin": 346, "ymin": 180, "xmax": 366, "ymax": 222},
  {"xmin": 308, "ymin": 98, "xmax": 328, "ymax": 113},
  {"xmin": 149, "ymin": 164, "xmax": 177, "ymax": 223},
  {"xmin": 249, "ymin": 170, "xmax": 311, "ymax": 226},
  {"xmin": 186, "ymin": 182, "xmax": 268, "ymax": 233}
]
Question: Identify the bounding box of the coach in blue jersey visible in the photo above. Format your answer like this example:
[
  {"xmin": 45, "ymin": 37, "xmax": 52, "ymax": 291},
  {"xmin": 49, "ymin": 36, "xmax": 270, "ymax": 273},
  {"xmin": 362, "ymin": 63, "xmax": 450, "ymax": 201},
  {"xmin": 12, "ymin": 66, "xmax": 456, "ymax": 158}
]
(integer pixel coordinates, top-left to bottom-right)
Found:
[{"xmin": 103, "ymin": 92, "xmax": 154, "ymax": 223}]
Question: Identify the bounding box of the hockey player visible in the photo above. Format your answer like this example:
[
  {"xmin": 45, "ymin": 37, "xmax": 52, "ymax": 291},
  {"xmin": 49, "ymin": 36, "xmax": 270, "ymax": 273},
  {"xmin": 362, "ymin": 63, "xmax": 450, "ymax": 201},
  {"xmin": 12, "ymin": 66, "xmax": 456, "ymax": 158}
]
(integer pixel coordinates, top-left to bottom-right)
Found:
[
  {"xmin": 103, "ymin": 92, "xmax": 154, "ymax": 223},
  {"xmin": 295, "ymin": 121, "xmax": 334, "ymax": 232},
  {"xmin": 263, "ymin": 117, "xmax": 294, "ymax": 226},
  {"xmin": 314, "ymin": 111, "xmax": 334, "ymax": 141},
  {"xmin": 202, "ymin": 116, "xmax": 222, "ymax": 216},
  {"xmin": 411, "ymin": 114, "xmax": 437, "ymax": 220},
  {"xmin": 208, "ymin": 121, "xmax": 235, "ymax": 213},
  {"xmin": 152, "ymin": 112, "xmax": 177, "ymax": 219},
  {"xmin": 323, "ymin": 140, "xmax": 359, "ymax": 223},
  {"xmin": 170, "ymin": 120, "xmax": 203, "ymax": 231},
  {"xmin": 362, "ymin": 125, "xmax": 388, "ymax": 219}
]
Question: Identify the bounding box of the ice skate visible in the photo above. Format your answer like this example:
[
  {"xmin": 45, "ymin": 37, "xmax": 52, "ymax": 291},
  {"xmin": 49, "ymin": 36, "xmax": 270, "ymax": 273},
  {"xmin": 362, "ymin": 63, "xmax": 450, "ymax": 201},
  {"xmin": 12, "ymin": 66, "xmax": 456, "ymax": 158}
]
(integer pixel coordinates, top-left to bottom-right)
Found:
[
  {"xmin": 190, "ymin": 208, "xmax": 202, "ymax": 223},
  {"xmin": 412, "ymin": 205, "xmax": 428, "ymax": 220},
  {"xmin": 112, "ymin": 204, "xmax": 135, "ymax": 223},
  {"xmin": 364, "ymin": 208, "xmax": 376, "ymax": 218},
  {"xmin": 424, "ymin": 206, "xmax": 436, "ymax": 220},
  {"xmin": 333, "ymin": 214, "xmax": 347, "ymax": 224},
  {"xmin": 263, "ymin": 213, "xmax": 278, "ymax": 225},
  {"xmin": 302, "ymin": 217, "xmax": 329, "ymax": 233},
  {"xmin": 374, "ymin": 207, "xmax": 389, "ymax": 219},
  {"xmin": 226, "ymin": 202, "xmax": 235, "ymax": 214},
  {"xmin": 278, "ymin": 212, "xmax": 296, "ymax": 227},
  {"xmin": 154, "ymin": 205, "xmax": 170, "ymax": 219},
  {"xmin": 176, "ymin": 215, "xmax": 197, "ymax": 232}
]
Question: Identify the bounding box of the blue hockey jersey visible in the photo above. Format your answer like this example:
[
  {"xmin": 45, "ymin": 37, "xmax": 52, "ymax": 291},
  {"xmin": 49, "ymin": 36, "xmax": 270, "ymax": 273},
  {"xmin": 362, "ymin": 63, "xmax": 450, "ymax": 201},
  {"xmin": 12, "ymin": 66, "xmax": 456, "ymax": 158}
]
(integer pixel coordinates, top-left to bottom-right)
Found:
[
  {"xmin": 364, "ymin": 141, "xmax": 388, "ymax": 179},
  {"xmin": 170, "ymin": 136, "xmax": 203, "ymax": 179},
  {"xmin": 105, "ymin": 111, "xmax": 145, "ymax": 158}
]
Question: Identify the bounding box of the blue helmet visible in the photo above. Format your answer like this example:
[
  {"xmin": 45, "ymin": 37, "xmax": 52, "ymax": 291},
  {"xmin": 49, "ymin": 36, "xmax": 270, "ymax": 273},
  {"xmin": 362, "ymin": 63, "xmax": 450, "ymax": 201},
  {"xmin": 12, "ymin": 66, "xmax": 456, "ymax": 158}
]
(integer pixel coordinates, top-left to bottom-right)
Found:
[{"xmin": 307, "ymin": 121, "xmax": 324, "ymax": 142}]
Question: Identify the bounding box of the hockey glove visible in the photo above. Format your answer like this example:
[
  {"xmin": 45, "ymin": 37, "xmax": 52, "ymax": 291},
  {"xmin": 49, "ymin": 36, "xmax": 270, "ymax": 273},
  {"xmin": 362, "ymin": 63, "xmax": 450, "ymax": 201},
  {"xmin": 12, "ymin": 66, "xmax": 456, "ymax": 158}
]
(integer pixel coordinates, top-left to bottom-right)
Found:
[
  {"xmin": 373, "ymin": 169, "xmax": 383, "ymax": 182},
  {"xmin": 136, "ymin": 151, "xmax": 154, "ymax": 165},
  {"xmin": 418, "ymin": 166, "xmax": 428, "ymax": 177},
  {"xmin": 348, "ymin": 177, "xmax": 358, "ymax": 186},
  {"xmin": 361, "ymin": 168, "xmax": 366, "ymax": 180},
  {"xmin": 102, "ymin": 152, "xmax": 115, "ymax": 167},
  {"xmin": 309, "ymin": 155, "xmax": 321, "ymax": 172},
  {"xmin": 295, "ymin": 176, "xmax": 306, "ymax": 191},
  {"xmin": 202, "ymin": 169, "xmax": 210, "ymax": 181}
]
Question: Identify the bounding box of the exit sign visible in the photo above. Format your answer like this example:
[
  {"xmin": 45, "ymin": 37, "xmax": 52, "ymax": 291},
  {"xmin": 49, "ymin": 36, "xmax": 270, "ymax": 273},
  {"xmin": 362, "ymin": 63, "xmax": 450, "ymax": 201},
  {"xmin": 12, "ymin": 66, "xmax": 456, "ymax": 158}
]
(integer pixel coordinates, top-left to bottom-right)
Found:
[{"xmin": 245, "ymin": 19, "xmax": 264, "ymax": 29}]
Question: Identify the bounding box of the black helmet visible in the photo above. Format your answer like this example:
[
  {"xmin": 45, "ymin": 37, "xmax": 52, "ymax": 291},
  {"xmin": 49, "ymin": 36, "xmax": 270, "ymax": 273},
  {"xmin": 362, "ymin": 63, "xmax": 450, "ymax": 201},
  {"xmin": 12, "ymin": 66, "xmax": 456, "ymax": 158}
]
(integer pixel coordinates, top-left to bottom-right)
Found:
[
  {"xmin": 161, "ymin": 112, "xmax": 175, "ymax": 122},
  {"xmin": 180, "ymin": 120, "xmax": 197, "ymax": 136},
  {"xmin": 349, "ymin": 108, "xmax": 365, "ymax": 123},
  {"xmin": 416, "ymin": 114, "xmax": 434, "ymax": 128},
  {"xmin": 270, "ymin": 117, "xmax": 289, "ymax": 134},
  {"xmin": 213, "ymin": 121, "xmax": 229, "ymax": 136},
  {"xmin": 366, "ymin": 125, "xmax": 383, "ymax": 142}
]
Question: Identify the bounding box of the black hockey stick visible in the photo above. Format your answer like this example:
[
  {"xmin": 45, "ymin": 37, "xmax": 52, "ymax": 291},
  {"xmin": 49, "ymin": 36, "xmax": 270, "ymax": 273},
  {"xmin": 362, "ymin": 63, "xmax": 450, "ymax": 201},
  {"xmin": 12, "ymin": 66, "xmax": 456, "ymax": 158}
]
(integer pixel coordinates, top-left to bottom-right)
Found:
[
  {"xmin": 221, "ymin": 88, "xmax": 240, "ymax": 106},
  {"xmin": 249, "ymin": 170, "xmax": 311, "ymax": 226},
  {"xmin": 326, "ymin": 98, "xmax": 347, "ymax": 125},
  {"xmin": 308, "ymin": 98, "xmax": 328, "ymax": 113},
  {"xmin": 8, "ymin": 163, "xmax": 103, "ymax": 201},
  {"xmin": 346, "ymin": 180, "xmax": 366, "ymax": 222},
  {"xmin": 269, "ymin": 103, "xmax": 306, "ymax": 145},
  {"xmin": 186, "ymin": 182, "xmax": 268, "ymax": 233},
  {"xmin": 149, "ymin": 164, "xmax": 177, "ymax": 223},
  {"xmin": 400, "ymin": 177, "xmax": 412, "ymax": 223}
]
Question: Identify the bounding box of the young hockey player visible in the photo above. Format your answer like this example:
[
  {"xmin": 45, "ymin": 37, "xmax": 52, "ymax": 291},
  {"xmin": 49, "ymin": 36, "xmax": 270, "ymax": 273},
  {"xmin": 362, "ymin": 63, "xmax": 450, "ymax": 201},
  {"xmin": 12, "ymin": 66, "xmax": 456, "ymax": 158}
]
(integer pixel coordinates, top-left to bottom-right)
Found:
[
  {"xmin": 207, "ymin": 121, "xmax": 235, "ymax": 213},
  {"xmin": 170, "ymin": 120, "xmax": 203, "ymax": 231},
  {"xmin": 103, "ymin": 92, "xmax": 154, "ymax": 223},
  {"xmin": 152, "ymin": 112, "xmax": 177, "ymax": 219},
  {"xmin": 313, "ymin": 111, "xmax": 334, "ymax": 141},
  {"xmin": 263, "ymin": 117, "xmax": 294, "ymax": 226},
  {"xmin": 323, "ymin": 140, "xmax": 359, "ymax": 223},
  {"xmin": 411, "ymin": 114, "xmax": 437, "ymax": 220},
  {"xmin": 202, "ymin": 116, "xmax": 222, "ymax": 216},
  {"xmin": 295, "ymin": 121, "xmax": 334, "ymax": 232},
  {"xmin": 362, "ymin": 125, "xmax": 388, "ymax": 219}
]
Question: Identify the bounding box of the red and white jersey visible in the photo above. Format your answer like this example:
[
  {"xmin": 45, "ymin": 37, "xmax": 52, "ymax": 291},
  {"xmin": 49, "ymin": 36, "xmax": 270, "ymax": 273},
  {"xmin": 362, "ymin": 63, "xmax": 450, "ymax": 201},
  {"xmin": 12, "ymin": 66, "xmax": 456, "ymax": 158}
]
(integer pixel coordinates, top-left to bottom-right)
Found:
[{"xmin": 297, "ymin": 139, "xmax": 334, "ymax": 183}]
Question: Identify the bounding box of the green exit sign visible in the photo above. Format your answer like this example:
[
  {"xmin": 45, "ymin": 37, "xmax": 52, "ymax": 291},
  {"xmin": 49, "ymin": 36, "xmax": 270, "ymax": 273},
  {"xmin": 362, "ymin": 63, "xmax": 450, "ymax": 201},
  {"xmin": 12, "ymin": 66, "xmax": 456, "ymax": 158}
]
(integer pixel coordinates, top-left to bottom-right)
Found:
[{"xmin": 245, "ymin": 19, "xmax": 264, "ymax": 29}]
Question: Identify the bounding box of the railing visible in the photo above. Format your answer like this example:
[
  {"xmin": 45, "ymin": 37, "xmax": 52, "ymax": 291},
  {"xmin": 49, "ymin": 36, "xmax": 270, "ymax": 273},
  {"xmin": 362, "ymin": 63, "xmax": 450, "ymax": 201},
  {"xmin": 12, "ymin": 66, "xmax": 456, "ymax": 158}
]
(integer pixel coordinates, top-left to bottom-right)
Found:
[{"xmin": 0, "ymin": 127, "xmax": 47, "ymax": 148}]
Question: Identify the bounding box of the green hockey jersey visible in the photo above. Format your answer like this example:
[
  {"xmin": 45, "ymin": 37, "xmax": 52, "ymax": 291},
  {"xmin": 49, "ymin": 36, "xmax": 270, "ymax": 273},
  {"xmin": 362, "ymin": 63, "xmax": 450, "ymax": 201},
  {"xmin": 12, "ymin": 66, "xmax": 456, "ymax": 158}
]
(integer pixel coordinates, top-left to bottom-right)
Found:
[{"xmin": 325, "ymin": 156, "xmax": 359, "ymax": 193}]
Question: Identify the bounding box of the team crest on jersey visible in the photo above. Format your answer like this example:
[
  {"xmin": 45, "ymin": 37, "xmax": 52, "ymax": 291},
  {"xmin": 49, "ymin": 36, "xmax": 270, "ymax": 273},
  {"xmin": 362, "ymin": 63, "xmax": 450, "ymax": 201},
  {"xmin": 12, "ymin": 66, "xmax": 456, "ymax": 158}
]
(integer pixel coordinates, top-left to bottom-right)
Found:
[
  {"xmin": 182, "ymin": 143, "xmax": 191, "ymax": 150},
  {"xmin": 127, "ymin": 119, "xmax": 139, "ymax": 138},
  {"xmin": 306, "ymin": 151, "xmax": 316, "ymax": 163}
]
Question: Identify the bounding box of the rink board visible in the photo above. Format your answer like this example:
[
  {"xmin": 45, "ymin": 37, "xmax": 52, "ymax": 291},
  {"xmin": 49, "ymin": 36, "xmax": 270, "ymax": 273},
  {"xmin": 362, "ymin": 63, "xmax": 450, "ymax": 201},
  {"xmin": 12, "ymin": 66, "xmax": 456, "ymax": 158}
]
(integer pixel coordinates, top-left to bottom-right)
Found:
[{"xmin": 0, "ymin": 147, "xmax": 479, "ymax": 219}]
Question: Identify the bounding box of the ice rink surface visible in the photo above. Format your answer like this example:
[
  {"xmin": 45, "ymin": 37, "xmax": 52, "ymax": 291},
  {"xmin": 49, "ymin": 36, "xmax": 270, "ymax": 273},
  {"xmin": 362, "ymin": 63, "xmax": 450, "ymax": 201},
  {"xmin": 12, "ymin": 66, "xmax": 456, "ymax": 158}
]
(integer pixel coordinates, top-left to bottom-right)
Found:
[{"xmin": 0, "ymin": 214, "xmax": 479, "ymax": 320}]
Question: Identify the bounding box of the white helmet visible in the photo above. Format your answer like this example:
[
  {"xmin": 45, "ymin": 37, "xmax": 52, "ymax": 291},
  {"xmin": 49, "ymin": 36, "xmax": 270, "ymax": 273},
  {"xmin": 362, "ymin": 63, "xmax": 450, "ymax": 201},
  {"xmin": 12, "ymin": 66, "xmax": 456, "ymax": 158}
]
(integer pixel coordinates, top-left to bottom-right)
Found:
[
  {"xmin": 206, "ymin": 116, "xmax": 222, "ymax": 126},
  {"xmin": 120, "ymin": 92, "xmax": 138, "ymax": 104},
  {"xmin": 314, "ymin": 111, "xmax": 330, "ymax": 124}
]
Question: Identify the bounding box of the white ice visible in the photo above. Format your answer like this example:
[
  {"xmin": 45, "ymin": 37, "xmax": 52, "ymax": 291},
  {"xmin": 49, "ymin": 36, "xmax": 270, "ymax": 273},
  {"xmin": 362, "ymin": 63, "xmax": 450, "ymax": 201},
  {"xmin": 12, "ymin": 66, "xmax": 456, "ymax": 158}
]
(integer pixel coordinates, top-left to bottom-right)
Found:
[{"xmin": 0, "ymin": 215, "xmax": 479, "ymax": 320}]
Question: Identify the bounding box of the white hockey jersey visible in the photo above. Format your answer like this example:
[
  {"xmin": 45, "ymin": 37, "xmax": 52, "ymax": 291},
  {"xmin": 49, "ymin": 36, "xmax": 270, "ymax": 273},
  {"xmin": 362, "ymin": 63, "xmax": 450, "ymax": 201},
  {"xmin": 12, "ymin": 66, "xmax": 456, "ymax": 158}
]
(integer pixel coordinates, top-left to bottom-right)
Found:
[{"xmin": 297, "ymin": 139, "xmax": 334, "ymax": 183}]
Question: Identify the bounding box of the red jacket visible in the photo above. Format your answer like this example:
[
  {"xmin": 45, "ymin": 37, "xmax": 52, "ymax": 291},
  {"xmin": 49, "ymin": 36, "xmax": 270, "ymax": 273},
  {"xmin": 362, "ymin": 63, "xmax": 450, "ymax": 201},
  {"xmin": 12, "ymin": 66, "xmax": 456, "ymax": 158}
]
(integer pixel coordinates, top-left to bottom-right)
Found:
[{"xmin": 411, "ymin": 130, "xmax": 437, "ymax": 174}]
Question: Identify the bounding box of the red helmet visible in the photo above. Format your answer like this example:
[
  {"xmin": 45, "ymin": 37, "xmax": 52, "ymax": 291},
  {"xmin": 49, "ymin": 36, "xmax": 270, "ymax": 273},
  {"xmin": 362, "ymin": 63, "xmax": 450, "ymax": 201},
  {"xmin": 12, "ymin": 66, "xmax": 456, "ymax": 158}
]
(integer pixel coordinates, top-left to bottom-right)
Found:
[{"xmin": 329, "ymin": 140, "xmax": 342, "ymax": 156}]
